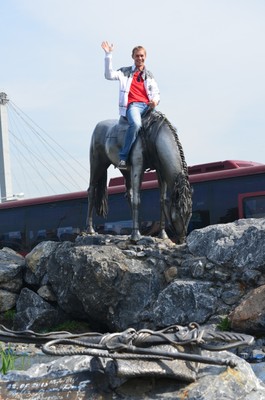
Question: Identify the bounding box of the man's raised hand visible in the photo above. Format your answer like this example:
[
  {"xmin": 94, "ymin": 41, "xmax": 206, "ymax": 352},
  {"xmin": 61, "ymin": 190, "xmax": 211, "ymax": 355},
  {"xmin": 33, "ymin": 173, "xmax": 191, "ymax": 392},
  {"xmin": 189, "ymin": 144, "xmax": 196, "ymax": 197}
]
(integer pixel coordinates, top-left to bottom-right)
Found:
[{"xmin": 101, "ymin": 41, "xmax": 114, "ymax": 53}]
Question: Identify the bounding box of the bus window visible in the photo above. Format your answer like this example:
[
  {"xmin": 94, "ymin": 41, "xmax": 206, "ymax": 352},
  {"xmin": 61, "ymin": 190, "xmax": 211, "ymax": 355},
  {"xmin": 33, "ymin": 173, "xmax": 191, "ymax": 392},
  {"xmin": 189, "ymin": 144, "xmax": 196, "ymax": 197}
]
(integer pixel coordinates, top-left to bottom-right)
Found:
[
  {"xmin": 95, "ymin": 220, "xmax": 132, "ymax": 235},
  {"xmin": 188, "ymin": 210, "xmax": 210, "ymax": 231},
  {"xmin": 26, "ymin": 199, "xmax": 85, "ymax": 248},
  {"xmin": 57, "ymin": 227, "xmax": 80, "ymax": 241},
  {"xmin": 190, "ymin": 182, "xmax": 211, "ymax": 228},
  {"xmin": 240, "ymin": 194, "xmax": 265, "ymax": 218},
  {"xmin": 0, "ymin": 231, "xmax": 23, "ymax": 252}
]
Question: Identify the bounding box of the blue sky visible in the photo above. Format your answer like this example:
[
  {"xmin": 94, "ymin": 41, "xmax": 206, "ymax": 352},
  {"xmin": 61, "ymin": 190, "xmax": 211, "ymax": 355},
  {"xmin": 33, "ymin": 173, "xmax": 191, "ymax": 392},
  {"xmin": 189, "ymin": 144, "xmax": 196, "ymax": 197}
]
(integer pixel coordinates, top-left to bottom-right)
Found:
[{"xmin": 1, "ymin": 0, "xmax": 265, "ymax": 198}]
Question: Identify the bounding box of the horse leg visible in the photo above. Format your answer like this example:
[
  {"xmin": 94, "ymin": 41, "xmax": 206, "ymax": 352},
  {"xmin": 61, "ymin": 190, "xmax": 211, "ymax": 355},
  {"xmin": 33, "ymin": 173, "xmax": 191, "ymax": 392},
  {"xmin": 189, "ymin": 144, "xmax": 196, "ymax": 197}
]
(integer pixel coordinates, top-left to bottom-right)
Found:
[
  {"xmin": 131, "ymin": 188, "xmax": 142, "ymax": 242},
  {"xmin": 158, "ymin": 178, "xmax": 169, "ymax": 240},
  {"xmin": 86, "ymin": 184, "xmax": 96, "ymax": 234},
  {"xmin": 86, "ymin": 157, "xmax": 110, "ymax": 235},
  {"xmin": 122, "ymin": 170, "xmax": 132, "ymax": 210},
  {"xmin": 130, "ymin": 164, "xmax": 143, "ymax": 243}
]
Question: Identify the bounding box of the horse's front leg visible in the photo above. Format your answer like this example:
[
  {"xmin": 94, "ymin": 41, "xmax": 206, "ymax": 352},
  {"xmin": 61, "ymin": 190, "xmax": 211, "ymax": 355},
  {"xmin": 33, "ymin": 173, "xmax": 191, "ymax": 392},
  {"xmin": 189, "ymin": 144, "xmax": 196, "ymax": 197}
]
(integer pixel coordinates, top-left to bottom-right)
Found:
[
  {"xmin": 86, "ymin": 185, "xmax": 96, "ymax": 235},
  {"xmin": 130, "ymin": 168, "xmax": 142, "ymax": 243},
  {"xmin": 122, "ymin": 170, "xmax": 132, "ymax": 209},
  {"xmin": 158, "ymin": 179, "xmax": 169, "ymax": 240}
]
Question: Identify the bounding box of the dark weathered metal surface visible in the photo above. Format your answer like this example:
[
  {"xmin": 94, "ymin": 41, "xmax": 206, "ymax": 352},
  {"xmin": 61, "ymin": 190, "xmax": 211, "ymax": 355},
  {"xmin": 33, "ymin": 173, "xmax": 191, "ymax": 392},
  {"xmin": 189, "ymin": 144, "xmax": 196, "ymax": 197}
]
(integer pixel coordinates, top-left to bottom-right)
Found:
[
  {"xmin": 0, "ymin": 321, "xmax": 255, "ymax": 392},
  {"xmin": 86, "ymin": 110, "xmax": 193, "ymax": 244}
]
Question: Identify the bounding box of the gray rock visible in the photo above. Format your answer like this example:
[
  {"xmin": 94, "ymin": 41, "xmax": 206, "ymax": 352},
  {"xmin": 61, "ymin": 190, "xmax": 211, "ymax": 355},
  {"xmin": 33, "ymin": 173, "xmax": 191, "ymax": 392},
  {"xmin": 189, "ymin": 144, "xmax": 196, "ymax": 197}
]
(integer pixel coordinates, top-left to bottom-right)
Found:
[
  {"xmin": 180, "ymin": 351, "xmax": 265, "ymax": 400},
  {"xmin": 46, "ymin": 241, "xmax": 167, "ymax": 330},
  {"xmin": 0, "ymin": 247, "xmax": 24, "ymax": 292},
  {"xmin": 187, "ymin": 218, "xmax": 265, "ymax": 269},
  {"xmin": 221, "ymin": 286, "xmax": 242, "ymax": 305},
  {"xmin": 0, "ymin": 289, "xmax": 18, "ymax": 312},
  {"xmin": 152, "ymin": 280, "xmax": 216, "ymax": 326},
  {"xmin": 1, "ymin": 351, "xmax": 265, "ymax": 399},
  {"xmin": 13, "ymin": 288, "xmax": 63, "ymax": 331},
  {"xmin": 37, "ymin": 284, "xmax": 57, "ymax": 302},
  {"xmin": 24, "ymin": 241, "xmax": 60, "ymax": 286}
]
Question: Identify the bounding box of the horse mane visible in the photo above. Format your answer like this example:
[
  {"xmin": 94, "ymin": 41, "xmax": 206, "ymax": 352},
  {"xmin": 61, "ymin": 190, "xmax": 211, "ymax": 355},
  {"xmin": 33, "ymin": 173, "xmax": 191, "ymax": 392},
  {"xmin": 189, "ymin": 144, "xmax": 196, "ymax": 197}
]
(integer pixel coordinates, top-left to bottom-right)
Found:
[
  {"xmin": 142, "ymin": 110, "xmax": 189, "ymax": 178},
  {"xmin": 142, "ymin": 110, "xmax": 193, "ymax": 234}
]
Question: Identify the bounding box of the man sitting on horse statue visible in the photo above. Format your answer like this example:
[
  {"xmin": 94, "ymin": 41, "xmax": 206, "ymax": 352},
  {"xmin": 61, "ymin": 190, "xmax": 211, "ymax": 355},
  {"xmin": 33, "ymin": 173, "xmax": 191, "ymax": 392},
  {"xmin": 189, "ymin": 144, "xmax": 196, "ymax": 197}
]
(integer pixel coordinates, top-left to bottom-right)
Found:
[{"xmin": 101, "ymin": 41, "xmax": 160, "ymax": 170}]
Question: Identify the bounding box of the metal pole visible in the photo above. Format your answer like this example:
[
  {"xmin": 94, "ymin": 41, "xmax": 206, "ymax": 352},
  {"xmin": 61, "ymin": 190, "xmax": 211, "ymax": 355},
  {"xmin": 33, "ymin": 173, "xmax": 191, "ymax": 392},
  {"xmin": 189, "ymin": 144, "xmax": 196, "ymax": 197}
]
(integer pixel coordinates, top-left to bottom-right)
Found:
[{"xmin": 0, "ymin": 92, "xmax": 13, "ymax": 202}]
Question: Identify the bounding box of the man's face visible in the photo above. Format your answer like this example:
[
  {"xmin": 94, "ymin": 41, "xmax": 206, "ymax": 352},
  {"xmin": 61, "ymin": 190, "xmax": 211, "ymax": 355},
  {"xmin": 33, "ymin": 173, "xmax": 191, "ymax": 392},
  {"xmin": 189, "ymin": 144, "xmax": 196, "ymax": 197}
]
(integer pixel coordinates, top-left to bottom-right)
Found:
[{"xmin": 132, "ymin": 49, "xmax": 146, "ymax": 69}]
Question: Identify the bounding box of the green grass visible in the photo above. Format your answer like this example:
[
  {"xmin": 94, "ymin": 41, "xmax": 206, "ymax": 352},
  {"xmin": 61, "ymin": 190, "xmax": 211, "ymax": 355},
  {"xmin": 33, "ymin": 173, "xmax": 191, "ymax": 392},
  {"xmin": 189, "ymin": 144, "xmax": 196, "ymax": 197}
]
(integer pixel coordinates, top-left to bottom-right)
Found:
[
  {"xmin": 0, "ymin": 344, "xmax": 16, "ymax": 374},
  {"xmin": 217, "ymin": 316, "xmax": 231, "ymax": 331},
  {"xmin": 52, "ymin": 320, "xmax": 92, "ymax": 333},
  {"xmin": 3, "ymin": 309, "xmax": 16, "ymax": 321}
]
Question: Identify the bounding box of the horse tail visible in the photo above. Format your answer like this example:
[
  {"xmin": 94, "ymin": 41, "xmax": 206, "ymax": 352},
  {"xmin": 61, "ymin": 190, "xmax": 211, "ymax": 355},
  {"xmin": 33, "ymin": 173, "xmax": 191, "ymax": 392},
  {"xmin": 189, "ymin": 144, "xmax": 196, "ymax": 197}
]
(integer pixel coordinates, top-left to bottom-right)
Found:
[{"xmin": 94, "ymin": 172, "xmax": 108, "ymax": 218}]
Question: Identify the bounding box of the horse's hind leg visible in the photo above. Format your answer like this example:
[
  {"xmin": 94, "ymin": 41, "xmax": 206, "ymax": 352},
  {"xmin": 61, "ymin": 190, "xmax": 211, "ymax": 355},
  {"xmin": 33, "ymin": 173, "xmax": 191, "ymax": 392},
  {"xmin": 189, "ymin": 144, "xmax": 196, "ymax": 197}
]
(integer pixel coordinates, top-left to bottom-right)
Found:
[{"xmin": 86, "ymin": 158, "xmax": 110, "ymax": 235}]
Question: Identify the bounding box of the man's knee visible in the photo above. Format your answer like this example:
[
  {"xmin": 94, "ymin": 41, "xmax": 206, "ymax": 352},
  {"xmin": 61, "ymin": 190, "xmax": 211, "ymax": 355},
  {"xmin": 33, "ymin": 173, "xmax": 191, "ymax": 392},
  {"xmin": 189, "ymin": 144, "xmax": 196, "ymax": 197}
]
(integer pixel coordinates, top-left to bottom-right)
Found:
[{"xmin": 130, "ymin": 121, "xmax": 142, "ymax": 131}]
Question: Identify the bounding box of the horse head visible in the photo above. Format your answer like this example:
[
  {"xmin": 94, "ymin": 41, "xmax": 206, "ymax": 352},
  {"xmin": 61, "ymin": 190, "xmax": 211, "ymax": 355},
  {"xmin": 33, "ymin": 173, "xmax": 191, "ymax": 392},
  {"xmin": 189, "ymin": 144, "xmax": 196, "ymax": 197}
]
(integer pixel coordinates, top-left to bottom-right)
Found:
[{"xmin": 141, "ymin": 112, "xmax": 193, "ymax": 243}]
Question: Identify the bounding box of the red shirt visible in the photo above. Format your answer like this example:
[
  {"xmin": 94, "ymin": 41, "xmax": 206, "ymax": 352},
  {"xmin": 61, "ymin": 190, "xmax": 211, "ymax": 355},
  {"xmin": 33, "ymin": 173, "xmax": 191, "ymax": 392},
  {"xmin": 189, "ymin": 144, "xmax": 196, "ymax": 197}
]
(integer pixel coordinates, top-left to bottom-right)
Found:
[{"xmin": 128, "ymin": 70, "xmax": 149, "ymax": 105}]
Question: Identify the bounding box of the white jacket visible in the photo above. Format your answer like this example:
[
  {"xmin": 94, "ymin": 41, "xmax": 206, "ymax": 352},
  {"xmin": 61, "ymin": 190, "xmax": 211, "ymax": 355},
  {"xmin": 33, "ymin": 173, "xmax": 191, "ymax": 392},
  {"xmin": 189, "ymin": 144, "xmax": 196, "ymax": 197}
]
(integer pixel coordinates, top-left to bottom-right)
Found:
[{"xmin": 104, "ymin": 52, "xmax": 160, "ymax": 116}]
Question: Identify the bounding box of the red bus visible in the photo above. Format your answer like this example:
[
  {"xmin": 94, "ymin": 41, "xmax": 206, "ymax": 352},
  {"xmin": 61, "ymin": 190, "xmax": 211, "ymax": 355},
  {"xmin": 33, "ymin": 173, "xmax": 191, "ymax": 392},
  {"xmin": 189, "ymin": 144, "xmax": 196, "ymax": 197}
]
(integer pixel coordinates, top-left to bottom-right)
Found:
[{"xmin": 0, "ymin": 160, "xmax": 264, "ymax": 254}]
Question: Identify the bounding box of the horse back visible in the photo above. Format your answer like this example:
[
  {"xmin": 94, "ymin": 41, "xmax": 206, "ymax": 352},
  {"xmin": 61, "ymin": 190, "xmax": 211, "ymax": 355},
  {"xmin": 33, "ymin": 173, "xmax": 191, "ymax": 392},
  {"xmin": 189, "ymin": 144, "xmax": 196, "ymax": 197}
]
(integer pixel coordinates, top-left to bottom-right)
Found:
[
  {"xmin": 91, "ymin": 120, "xmax": 116, "ymax": 146},
  {"xmin": 90, "ymin": 118, "xmax": 130, "ymax": 166}
]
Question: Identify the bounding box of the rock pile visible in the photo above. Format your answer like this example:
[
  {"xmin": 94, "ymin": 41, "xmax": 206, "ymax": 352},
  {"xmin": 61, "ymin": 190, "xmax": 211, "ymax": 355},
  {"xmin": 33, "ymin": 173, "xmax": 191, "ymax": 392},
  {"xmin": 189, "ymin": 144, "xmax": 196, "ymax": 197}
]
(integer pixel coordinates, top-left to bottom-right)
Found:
[
  {"xmin": 0, "ymin": 218, "xmax": 265, "ymax": 399},
  {"xmin": 1, "ymin": 218, "xmax": 263, "ymax": 334}
]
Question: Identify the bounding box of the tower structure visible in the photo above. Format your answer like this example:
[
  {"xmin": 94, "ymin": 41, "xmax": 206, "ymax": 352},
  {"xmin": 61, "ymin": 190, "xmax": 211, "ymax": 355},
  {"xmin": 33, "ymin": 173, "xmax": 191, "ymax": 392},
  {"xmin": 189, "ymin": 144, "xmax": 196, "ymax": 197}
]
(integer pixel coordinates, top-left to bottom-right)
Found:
[{"xmin": 0, "ymin": 92, "xmax": 13, "ymax": 202}]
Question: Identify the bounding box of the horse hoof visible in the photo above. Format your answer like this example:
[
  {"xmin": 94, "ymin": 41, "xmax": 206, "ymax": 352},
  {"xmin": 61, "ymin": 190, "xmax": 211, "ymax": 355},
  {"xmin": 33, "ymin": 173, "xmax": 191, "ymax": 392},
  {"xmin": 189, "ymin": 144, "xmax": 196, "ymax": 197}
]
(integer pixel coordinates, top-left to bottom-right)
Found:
[
  {"xmin": 177, "ymin": 236, "xmax": 186, "ymax": 244},
  {"xmin": 86, "ymin": 228, "xmax": 97, "ymax": 235},
  {"xmin": 130, "ymin": 231, "xmax": 141, "ymax": 243},
  {"xmin": 158, "ymin": 230, "xmax": 169, "ymax": 240}
]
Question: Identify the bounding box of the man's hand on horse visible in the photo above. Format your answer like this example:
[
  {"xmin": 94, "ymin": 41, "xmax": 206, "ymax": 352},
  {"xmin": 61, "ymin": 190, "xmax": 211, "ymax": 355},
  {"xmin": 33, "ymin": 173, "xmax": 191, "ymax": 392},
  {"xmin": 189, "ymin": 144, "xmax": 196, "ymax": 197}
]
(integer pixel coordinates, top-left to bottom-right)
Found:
[
  {"xmin": 148, "ymin": 100, "xmax": 158, "ymax": 109},
  {"xmin": 101, "ymin": 41, "xmax": 114, "ymax": 53}
]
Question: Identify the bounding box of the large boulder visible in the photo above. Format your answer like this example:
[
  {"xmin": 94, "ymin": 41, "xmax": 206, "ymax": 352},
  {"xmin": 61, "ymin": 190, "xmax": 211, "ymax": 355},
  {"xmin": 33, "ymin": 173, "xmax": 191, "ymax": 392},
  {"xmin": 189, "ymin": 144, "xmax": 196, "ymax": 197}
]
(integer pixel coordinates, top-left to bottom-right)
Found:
[
  {"xmin": 13, "ymin": 288, "xmax": 65, "ymax": 331},
  {"xmin": 152, "ymin": 280, "xmax": 217, "ymax": 326},
  {"xmin": 24, "ymin": 241, "xmax": 60, "ymax": 286},
  {"xmin": 229, "ymin": 285, "xmax": 265, "ymax": 334},
  {"xmin": 0, "ymin": 247, "xmax": 24, "ymax": 291},
  {"xmin": 0, "ymin": 247, "xmax": 25, "ymax": 312},
  {"xmin": 187, "ymin": 218, "xmax": 265, "ymax": 270},
  {"xmin": 46, "ymin": 238, "xmax": 168, "ymax": 330}
]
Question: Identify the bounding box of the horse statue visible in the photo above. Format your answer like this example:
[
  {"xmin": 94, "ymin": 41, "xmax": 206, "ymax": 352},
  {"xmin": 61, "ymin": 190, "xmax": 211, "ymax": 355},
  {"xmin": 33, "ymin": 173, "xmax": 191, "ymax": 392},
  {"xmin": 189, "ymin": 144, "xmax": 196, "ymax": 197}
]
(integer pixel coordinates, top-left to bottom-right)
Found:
[{"xmin": 86, "ymin": 110, "xmax": 193, "ymax": 243}]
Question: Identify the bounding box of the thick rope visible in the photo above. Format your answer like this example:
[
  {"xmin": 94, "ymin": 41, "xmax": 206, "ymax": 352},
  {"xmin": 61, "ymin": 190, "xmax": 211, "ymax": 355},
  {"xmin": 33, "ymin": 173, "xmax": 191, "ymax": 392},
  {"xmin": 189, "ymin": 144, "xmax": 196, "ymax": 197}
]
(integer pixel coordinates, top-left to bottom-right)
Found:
[{"xmin": 0, "ymin": 323, "xmax": 254, "ymax": 367}]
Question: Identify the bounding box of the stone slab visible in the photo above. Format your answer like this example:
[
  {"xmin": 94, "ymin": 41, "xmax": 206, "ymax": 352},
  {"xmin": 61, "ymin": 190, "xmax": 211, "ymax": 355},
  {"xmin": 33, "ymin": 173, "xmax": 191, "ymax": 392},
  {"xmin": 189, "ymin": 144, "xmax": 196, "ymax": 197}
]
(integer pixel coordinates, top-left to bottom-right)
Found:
[{"xmin": 0, "ymin": 371, "xmax": 112, "ymax": 400}]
